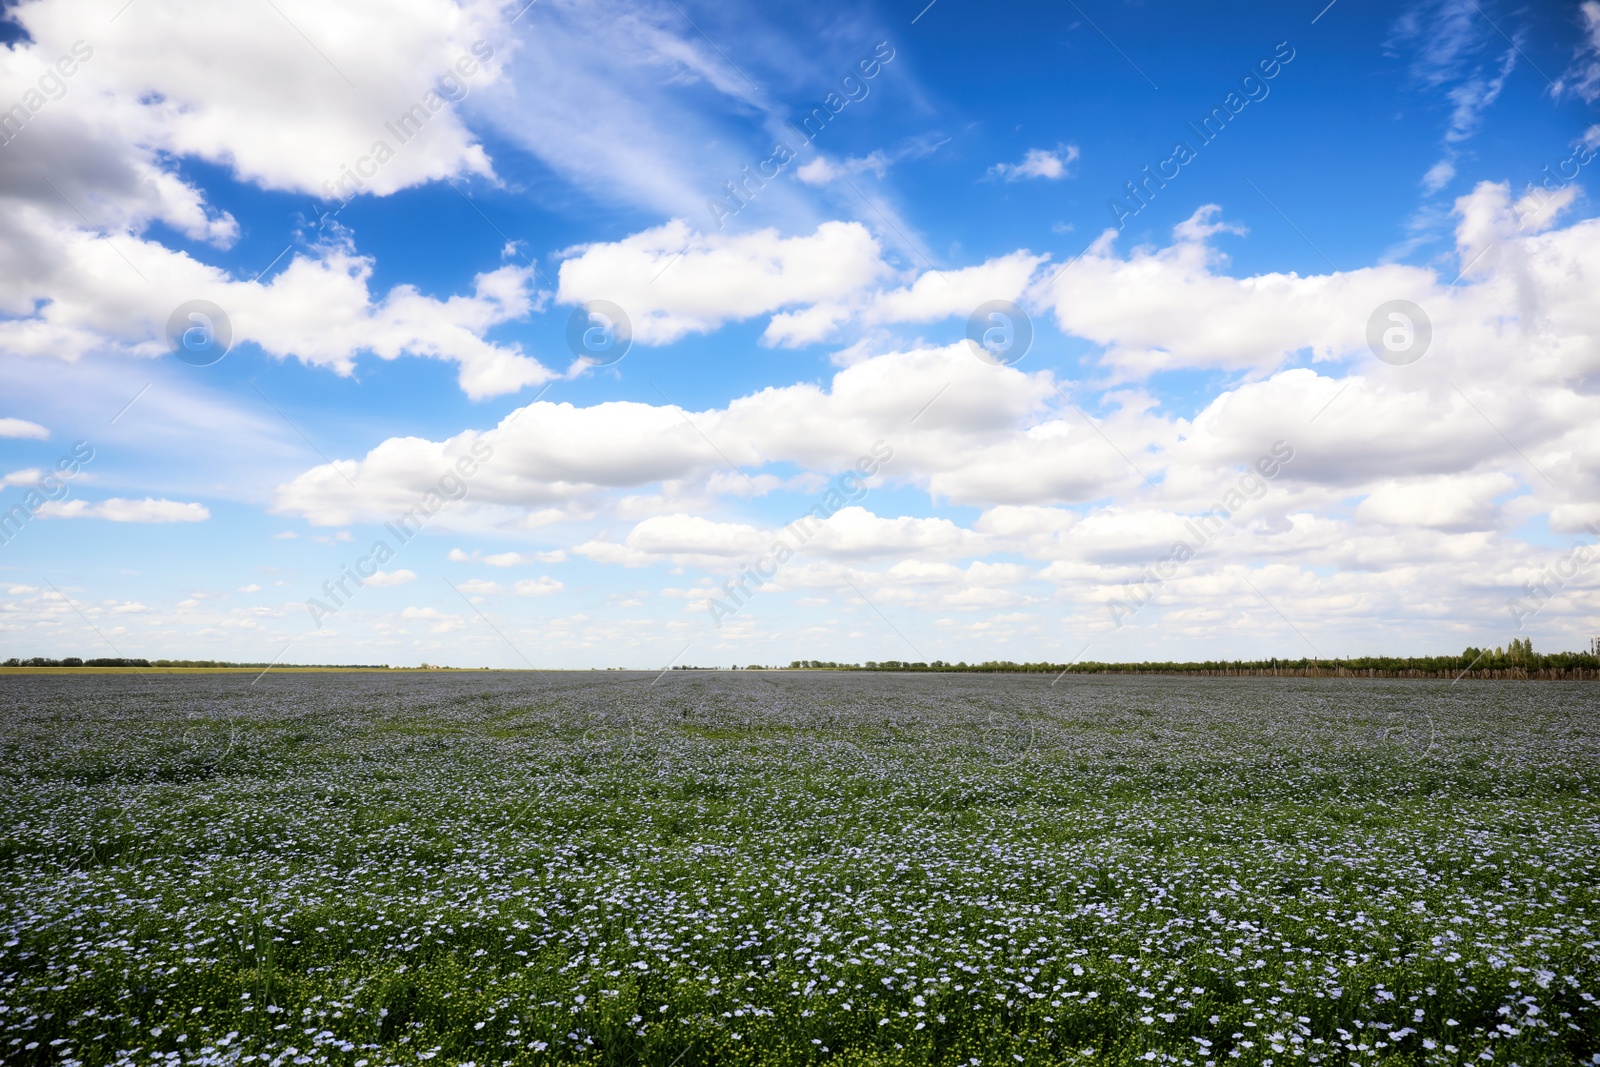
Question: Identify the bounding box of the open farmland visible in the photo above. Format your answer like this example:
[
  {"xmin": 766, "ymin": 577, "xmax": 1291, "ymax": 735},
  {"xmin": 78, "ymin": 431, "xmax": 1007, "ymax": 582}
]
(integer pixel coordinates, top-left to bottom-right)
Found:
[{"xmin": 0, "ymin": 671, "xmax": 1597, "ymax": 1067}]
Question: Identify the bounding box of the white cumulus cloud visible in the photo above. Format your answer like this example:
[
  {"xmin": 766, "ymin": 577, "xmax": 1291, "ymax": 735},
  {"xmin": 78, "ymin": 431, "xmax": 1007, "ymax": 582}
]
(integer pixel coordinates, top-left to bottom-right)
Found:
[
  {"xmin": 36, "ymin": 498, "xmax": 210, "ymax": 522},
  {"xmin": 989, "ymin": 144, "xmax": 1079, "ymax": 182},
  {"xmin": 0, "ymin": 418, "xmax": 49, "ymax": 439}
]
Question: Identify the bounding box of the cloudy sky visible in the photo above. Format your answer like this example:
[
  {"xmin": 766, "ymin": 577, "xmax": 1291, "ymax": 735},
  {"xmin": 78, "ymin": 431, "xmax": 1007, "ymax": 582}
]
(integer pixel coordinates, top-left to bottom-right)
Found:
[{"xmin": 1, "ymin": 0, "xmax": 1598, "ymax": 668}]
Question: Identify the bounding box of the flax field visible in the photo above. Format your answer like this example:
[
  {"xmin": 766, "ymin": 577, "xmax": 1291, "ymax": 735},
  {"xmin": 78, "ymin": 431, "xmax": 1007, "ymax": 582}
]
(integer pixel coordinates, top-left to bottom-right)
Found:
[{"xmin": 1, "ymin": 671, "xmax": 1596, "ymax": 1067}]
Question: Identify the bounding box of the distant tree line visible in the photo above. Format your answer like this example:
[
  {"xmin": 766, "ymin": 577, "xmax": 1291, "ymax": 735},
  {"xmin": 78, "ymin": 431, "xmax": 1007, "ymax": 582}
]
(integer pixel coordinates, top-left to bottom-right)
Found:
[
  {"xmin": 2, "ymin": 657, "xmax": 390, "ymax": 668},
  {"xmin": 789, "ymin": 640, "xmax": 1600, "ymax": 676}
]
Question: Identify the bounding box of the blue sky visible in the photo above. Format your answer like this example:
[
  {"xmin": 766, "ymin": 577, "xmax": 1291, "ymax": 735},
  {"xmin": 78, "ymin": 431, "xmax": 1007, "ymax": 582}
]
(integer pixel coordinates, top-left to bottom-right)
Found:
[{"xmin": 1, "ymin": 0, "xmax": 1598, "ymax": 668}]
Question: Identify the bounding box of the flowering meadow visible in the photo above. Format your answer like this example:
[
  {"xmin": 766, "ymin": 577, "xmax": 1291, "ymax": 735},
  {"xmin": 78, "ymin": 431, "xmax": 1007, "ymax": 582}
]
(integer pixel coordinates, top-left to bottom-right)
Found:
[{"xmin": 1, "ymin": 671, "xmax": 1596, "ymax": 1067}]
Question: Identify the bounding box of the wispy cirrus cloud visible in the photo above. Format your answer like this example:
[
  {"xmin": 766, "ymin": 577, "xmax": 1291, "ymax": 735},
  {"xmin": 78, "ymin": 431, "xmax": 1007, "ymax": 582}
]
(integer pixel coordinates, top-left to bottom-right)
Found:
[{"xmin": 1553, "ymin": 0, "xmax": 1600, "ymax": 101}]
